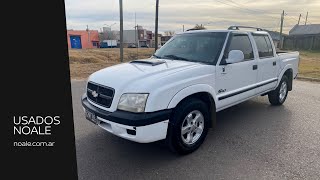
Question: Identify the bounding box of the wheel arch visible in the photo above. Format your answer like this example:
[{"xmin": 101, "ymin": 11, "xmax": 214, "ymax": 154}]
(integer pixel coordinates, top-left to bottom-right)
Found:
[
  {"xmin": 277, "ymin": 65, "xmax": 293, "ymax": 91},
  {"xmin": 167, "ymin": 84, "xmax": 217, "ymax": 128}
]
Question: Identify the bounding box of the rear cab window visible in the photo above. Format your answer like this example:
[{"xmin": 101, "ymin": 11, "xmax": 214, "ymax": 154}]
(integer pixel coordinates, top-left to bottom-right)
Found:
[{"xmin": 252, "ymin": 34, "xmax": 274, "ymax": 58}]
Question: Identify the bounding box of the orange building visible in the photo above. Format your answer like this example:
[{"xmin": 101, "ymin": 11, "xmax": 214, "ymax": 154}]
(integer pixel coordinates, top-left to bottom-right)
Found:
[{"xmin": 67, "ymin": 30, "xmax": 100, "ymax": 49}]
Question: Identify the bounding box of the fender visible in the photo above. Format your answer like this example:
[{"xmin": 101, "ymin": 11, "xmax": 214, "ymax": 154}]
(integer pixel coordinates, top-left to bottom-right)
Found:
[
  {"xmin": 167, "ymin": 84, "xmax": 217, "ymax": 109},
  {"xmin": 276, "ymin": 64, "xmax": 293, "ymax": 88}
]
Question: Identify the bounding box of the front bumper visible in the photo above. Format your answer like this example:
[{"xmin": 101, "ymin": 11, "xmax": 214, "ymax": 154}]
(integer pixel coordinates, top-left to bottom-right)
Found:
[{"xmin": 81, "ymin": 94, "xmax": 172, "ymax": 143}]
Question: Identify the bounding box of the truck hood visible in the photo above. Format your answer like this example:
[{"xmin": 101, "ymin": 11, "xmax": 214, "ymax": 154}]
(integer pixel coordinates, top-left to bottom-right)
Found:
[{"xmin": 88, "ymin": 58, "xmax": 202, "ymax": 91}]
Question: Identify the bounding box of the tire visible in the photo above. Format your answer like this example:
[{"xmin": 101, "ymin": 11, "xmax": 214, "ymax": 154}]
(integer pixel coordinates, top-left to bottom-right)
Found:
[
  {"xmin": 166, "ymin": 98, "xmax": 210, "ymax": 155},
  {"xmin": 268, "ymin": 75, "xmax": 289, "ymax": 105}
]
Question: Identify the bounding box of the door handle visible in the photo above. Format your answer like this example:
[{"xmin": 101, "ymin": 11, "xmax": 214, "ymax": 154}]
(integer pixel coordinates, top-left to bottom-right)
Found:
[
  {"xmin": 273, "ymin": 61, "xmax": 276, "ymax": 66},
  {"xmin": 253, "ymin": 65, "xmax": 258, "ymax": 70}
]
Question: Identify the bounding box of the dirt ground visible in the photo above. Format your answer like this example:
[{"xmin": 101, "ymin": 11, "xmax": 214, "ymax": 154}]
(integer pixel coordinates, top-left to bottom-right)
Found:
[{"xmin": 69, "ymin": 48, "xmax": 320, "ymax": 80}]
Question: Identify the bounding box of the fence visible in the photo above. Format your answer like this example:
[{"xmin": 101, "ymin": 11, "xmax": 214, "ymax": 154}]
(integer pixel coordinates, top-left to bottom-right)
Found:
[{"xmin": 283, "ymin": 34, "xmax": 320, "ymax": 50}]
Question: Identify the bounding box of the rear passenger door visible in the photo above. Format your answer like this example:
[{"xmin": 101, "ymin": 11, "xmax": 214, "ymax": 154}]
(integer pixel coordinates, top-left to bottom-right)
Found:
[{"xmin": 252, "ymin": 33, "xmax": 278, "ymax": 93}]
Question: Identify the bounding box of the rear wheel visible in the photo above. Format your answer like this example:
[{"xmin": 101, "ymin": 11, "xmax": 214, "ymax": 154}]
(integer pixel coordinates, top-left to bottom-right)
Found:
[
  {"xmin": 167, "ymin": 98, "xmax": 210, "ymax": 154},
  {"xmin": 268, "ymin": 75, "xmax": 289, "ymax": 105}
]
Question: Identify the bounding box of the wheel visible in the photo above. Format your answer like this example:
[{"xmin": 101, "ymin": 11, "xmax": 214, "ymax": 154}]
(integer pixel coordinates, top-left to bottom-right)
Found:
[
  {"xmin": 268, "ymin": 75, "xmax": 289, "ymax": 105},
  {"xmin": 166, "ymin": 98, "xmax": 210, "ymax": 154}
]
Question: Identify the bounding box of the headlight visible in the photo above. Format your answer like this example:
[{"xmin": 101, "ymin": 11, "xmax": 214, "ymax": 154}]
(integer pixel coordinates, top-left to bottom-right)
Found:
[{"xmin": 117, "ymin": 93, "xmax": 149, "ymax": 113}]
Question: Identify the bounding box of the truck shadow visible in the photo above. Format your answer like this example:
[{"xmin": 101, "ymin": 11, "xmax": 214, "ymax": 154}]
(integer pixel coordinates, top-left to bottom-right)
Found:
[{"xmin": 76, "ymin": 96, "xmax": 293, "ymax": 179}]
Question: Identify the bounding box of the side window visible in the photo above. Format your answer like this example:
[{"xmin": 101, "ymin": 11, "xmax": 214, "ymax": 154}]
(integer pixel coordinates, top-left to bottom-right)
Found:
[
  {"xmin": 264, "ymin": 36, "xmax": 274, "ymax": 56},
  {"xmin": 253, "ymin": 34, "xmax": 274, "ymax": 58},
  {"xmin": 226, "ymin": 34, "xmax": 254, "ymax": 61}
]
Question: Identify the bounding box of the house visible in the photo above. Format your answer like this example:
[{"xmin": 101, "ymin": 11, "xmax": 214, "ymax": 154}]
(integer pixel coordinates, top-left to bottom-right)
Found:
[
  {"xmin": 135, "ymin": 26, "xmax": 153, "ymax": 47},
  {"xmin": 161, "ymin": 36, "xmax": 172, "ymax": 46},
  {"xmin": 284, "ymin": 24, "xmax": 320, "ymax": 50},
  {"xmin": 289, "ymin": 24, "xmax": 320, "ymax": 36},
  {"xmin": 112, "ymin": 26, "xmax": 154, "ymax": 48},
  {"xmin": 151, "ymin": 33, "xmax": 162, "ymax": 48},
  {"xmin": 137, "ymin": 26, "xmax": 148, "ymax": 47},
  {"xmin": 146, "ymin": 31, "xmax": 153, "ymax": 47},
  {"xmin": 123, "ymin": 30, "xmax": 138, "ymax": 47},
  {"xmin": 67, "ymin": 30, "xmax": 100, "ymax": 49}
]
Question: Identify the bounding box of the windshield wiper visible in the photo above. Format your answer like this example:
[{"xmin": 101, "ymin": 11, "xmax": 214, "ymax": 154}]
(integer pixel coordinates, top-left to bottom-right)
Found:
[
  {"xmin": 162, "ymin": 54, "xmax": 191, "ymax": 61},
  {"xmin": 152, "ymin": 54, "xmax": 162, "ymax": 59}
]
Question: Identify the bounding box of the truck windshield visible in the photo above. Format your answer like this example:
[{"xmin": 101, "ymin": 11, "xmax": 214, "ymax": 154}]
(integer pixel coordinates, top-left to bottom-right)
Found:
[{"xmin": 154, "ymin": 32, "xmax": 227, "ymax": 64}]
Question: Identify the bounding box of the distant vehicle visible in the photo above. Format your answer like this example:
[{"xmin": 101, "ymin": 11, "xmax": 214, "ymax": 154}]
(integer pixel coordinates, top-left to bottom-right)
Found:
[
  {"xmin": 128, "ymin": 44, "xmax": 137, "ymax": 48},
  {"xmin": 140, "ymin": 45, "xmax": 149, "ymax": 48},
  {"xmin": 82, "ymin": 26, "xmax": 300, "ymax": 154},
  {"xmin": 100, "ymin": 40, "xmax": 117, "ymax": 48}
]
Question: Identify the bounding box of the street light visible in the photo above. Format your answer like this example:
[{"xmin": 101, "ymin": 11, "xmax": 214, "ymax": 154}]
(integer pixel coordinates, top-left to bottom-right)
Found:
[
  {"xmin": 103, "ymin": 23, "xmax": 117, "ymax": 40},
  {"xmin": 103, "ymin": 23, "xmax": 117, "ymax": 31}
]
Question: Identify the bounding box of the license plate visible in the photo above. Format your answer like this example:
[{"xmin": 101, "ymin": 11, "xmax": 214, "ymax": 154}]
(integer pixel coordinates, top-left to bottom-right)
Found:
[{"xmin": 85, "ymin": 110, "xmax": 98, "ymax": 124}]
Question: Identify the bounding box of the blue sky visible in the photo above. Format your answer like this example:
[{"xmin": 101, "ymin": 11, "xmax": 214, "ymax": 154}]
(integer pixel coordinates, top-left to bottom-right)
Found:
[{"xmin": 65, "ymin": 0, "xmax": 320, "ymax": 34}]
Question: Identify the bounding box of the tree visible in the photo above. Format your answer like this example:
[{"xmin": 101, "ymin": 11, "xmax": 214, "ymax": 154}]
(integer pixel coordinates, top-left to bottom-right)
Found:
[
  {"xmin": 99, "ymin": 32, "xmax": 105, "ymax": 42},
  {"xmin": 107, "ymin": 31, "xmax": 115, "ymax": 40},
  {"xmin": 192, "ymin": 24, "xmax": 206, "ymax": 30},
  {"xmin": 164, "ymin": 30, "xmax": 175, "ymax": 36}
]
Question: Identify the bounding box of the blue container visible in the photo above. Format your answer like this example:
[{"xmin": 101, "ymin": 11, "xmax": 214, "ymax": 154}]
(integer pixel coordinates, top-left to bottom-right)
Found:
[{"xmin": 70, "ymin": 36, "xmax": 82, "ymax": 49}]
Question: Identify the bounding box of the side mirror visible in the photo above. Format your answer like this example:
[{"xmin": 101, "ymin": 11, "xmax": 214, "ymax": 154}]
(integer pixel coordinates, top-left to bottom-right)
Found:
[{"xmin": 225, "ymin": 50, "xmax": 244, "ymax": 64}]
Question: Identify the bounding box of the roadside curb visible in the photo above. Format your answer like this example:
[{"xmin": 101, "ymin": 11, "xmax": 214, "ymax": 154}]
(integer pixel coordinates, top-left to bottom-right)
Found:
[{"xmin": 296, "ymin": 76, "xmax": 320, "ymax": 82}]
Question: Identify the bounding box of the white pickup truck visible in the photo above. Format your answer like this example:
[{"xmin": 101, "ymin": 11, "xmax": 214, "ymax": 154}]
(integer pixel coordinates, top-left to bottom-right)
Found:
[{"xmin": 81, "ymin": 26, "xmax": 299, "ymax": 154}]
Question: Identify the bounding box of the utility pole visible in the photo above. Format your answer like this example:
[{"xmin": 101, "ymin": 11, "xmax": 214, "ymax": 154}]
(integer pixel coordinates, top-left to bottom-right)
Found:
[
  {"xmin": 279, "ymin": 10, "xmax": 284, "ymax": 49},
  {"xmin": 136, "ymin": 24, "xmax": 138, "ymax": 56},
  {"xmin": 135, "ymin": 12, "xmax": 137, "ymax": 47},
  {"xmin": 183, "ymin": 25, "xmax": 184, "ymax": 32},
  {"xmin": 86, "ymin": 25, "xmax": 91, "ymax": 44},
  {"xmin": 155, "ymin": 0, "xmax": 159, "ymax": 51},
  {"xmin": 305, "ymin": 12, "xmax": 308, "ymax": 25},
  {"xmin": 298, "ymin": 14, "xmax": 301, "ymax": 25},
  {"xmin": 119, "ymin": 0, "xmax": 123, "ymax": 62}
]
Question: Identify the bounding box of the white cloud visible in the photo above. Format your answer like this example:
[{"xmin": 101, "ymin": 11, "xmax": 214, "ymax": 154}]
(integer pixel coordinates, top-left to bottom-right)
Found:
[{"xmin": 65, "ymin": 0, "xmax": 320, "ymax": 34}]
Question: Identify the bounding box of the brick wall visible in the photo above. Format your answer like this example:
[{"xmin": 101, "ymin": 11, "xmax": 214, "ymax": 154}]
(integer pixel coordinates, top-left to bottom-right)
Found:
[{"xmin": 67, "ymin": 30, "xmax": 100, "ymax": 49}]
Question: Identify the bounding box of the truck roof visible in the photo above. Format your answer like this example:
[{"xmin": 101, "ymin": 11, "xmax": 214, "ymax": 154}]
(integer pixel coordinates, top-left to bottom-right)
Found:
[
  {"xmin": 179, "ymin": 26, "xmax": 270, "ymax": 35},
  {"xmin": 179, "ymin": 29, "xmax": 270, "ymax": 35}
]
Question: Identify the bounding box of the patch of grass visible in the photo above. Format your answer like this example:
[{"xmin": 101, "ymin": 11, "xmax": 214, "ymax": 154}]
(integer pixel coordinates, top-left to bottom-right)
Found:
[
  {"xmin": 69, "ymin": 48, "xmax": 154, "ymax": 79},
  {"xmin": 298, "ymin": 50, "xmax": 320, "ymax": 79}
]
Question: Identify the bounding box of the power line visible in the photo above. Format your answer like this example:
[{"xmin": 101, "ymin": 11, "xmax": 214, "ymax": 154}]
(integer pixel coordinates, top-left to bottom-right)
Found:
[
  {"xmin": 276, "ymin": 12, "xmax": 313, "ymax": 25},
  {"xmin": 214, "ymin": 0, "xmax": 279, "ymax": 19},
  {"xmin": 223, "ymin": 0, "xmax": 275, "ymax": 14},
  {"xmin": 212, "ymin": 0, "xmax": 310, "ymax": 33},
  {"xmin": 285, "ymin": 14, "xmax": 301, "ymax": 22},
  {"xmin": 201, "ymin": 0, "xmax": 287, "ymax": 32}
]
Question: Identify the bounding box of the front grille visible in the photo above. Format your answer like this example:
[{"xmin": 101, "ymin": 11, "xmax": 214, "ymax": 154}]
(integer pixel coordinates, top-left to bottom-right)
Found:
[{"xmin": 87, "ymin": 82, "xmax": 115, "ymax": 108}]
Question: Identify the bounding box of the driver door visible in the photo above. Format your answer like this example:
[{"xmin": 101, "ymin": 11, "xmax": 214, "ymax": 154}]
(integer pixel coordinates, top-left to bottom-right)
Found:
[{"xmin": 215, "ymin": 32, "xmax": 258, "ymax": 110}]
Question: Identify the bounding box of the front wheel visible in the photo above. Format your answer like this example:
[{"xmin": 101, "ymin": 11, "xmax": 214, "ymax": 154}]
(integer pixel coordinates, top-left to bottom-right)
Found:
[
  {"xmin": 268, "ymin": 75, "xmax": 289, "ymax": 105},
  {"xmin": 166, "ymin": 98, "xmax": 210, "ymax": 154}
]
